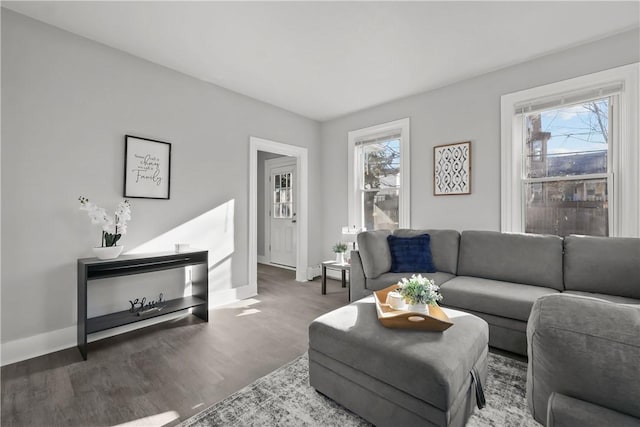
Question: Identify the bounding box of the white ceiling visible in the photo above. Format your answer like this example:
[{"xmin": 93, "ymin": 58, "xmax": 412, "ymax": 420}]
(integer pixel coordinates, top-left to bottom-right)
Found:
[{"xmin": 4, "ymin": 1, "xmax": 639, "ymax": 121}]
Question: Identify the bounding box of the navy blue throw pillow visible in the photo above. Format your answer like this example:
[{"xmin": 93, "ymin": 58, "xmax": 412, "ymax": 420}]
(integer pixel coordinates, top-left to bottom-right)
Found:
[{"xmin": 387, "ymin": 234, "xmax": 436, "ymax": 273}]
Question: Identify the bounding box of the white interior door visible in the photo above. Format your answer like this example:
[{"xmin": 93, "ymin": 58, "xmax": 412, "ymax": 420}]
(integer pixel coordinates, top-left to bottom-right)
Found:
[{"xmin": 269, "ymin": 161, "xmax": 297, "ymax": 267}]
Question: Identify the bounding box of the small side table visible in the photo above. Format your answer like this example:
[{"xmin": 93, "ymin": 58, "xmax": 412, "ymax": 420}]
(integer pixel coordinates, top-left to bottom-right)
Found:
[{"xmin": 321, "ymin": 261, "xmax": 350, "ymax": 297}]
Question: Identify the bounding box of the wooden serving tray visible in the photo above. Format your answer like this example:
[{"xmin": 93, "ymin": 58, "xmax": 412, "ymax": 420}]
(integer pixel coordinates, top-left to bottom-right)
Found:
[{"xmin": 373, "ymin": 284, "xmax": 453, "ymax": 331}]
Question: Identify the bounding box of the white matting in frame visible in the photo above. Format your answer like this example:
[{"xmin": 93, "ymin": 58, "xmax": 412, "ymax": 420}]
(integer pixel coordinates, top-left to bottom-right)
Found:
[
  {"xmin": 433, "ymin": 141, "xmax": 471, "ymax": 196},
  {"xmin": 124, "ymin": 135, "xmax": 171, "ymax": 199}
]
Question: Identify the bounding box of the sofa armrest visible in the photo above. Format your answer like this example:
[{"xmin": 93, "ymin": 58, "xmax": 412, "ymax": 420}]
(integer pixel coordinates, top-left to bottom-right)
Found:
[
  {"xmin": 547, "ymin": 393, "xmax": 640, "ymax": 427},
  {"xmin": 349, "ymin": 251, "xmax": 370, "ymax": 302},
  {"xmin": 527, "ymin": 294, "xmax": 640, "ymax": 425}
]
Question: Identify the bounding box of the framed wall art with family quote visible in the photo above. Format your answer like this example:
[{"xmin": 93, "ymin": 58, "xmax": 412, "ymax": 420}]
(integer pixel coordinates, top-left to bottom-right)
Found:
[
  {"xmin": 433, "ymin": 141, "xmax": 471, "ymax": 196},
  {"xmin": 124, "ymin": 135, "xmax": 171, "ymax": 199}
]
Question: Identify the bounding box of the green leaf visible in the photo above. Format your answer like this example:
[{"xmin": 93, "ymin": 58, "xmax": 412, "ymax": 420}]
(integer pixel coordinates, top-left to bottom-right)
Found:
[{"xmin": 104, "ymin": 233, "xmax": 122, "ymax": 247}]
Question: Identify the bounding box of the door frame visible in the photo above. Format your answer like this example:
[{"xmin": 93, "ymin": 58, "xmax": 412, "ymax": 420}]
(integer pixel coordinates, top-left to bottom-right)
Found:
[
  {"xmin": 264, "ymin": 156, "xmax": 297, "ymax": 268},
  {"xmin": 249, "ymin": 137, "xmax": 308, "ymax": 291}
]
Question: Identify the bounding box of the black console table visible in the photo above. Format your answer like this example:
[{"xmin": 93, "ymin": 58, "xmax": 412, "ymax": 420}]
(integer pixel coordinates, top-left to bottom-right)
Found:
[{"xmin": 77, "ymin": 250, "xmax": 209, "ymax": 360}]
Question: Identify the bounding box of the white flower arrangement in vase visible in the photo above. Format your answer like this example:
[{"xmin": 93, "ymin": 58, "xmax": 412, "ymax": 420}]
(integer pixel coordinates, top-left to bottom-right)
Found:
[
  {"xmin": 79, "ymin": 196, "xmax": 131, "ymax": 259},
  {"xmin": 396, "ymin": 274, "xmax": 443, "ymax": 314}
]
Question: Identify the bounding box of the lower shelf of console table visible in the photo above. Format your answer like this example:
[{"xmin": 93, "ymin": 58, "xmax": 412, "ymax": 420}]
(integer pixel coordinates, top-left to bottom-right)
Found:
[{"xmin": 78, "ymin": 250, "xmax": 209, "ymax": 360}]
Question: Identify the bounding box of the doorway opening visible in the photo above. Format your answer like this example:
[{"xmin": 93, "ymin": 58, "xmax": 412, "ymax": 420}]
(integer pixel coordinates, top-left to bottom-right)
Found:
[{"xmin": 249, "ymin": 137, "xmax": 308, "ymax": 295}]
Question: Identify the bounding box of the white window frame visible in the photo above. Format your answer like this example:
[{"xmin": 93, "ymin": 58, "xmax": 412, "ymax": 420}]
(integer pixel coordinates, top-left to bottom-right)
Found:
[
  {"xmin": 501, "ymin": 63, "xmax": 639, "ymax": 237},
  {"xmin": 348, "ymin": 118, "xmax": 411, "ymax": 230}
]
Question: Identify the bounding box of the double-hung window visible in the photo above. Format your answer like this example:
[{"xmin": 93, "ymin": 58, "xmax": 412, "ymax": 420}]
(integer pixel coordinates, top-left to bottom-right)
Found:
[
  {"xmin": 501, "ymin": 64, "xmax": 639, "ymax": 237},
  {"xmin": 348, "ymin": 118, "xmax": 410, "ymax": 231}
]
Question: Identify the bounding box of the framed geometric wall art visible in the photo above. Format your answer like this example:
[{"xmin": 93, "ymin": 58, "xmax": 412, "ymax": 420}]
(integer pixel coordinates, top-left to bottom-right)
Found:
[
  {"xmin": 124, "ymin": 135, "xmax": 172, "ymax": 199},
  {"xmin": 433, "ymin": 141, "xmax": 471, "ymax": 196}
]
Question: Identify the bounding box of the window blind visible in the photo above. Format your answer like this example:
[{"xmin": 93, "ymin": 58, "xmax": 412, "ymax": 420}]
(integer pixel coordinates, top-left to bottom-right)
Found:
[
  {"xmin": 355, "ymin": 131, "xmax": 401, "ymax": 146},
  {"xmin": 514, "ymin": 81, "xmax": 623, "ymax": 115}
]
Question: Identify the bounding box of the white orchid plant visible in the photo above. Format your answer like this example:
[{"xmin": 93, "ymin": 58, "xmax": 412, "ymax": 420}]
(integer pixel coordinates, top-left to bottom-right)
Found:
[{"xmin": 79, "ymin": 196, "xmax": 131, "ymax": 247}]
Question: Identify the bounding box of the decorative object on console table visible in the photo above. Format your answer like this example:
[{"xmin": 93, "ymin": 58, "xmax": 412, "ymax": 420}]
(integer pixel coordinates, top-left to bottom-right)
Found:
[
  {"xmin": 175, "ymin": 243, "xmax": 190, "ymax": 253},
  {"xmin": 433, "ymin": 141, "xmax": 471, "ymax": 195},
  {"xmin": 124, "ymin": 135, "xmax": 171, "ymax": 199},
  {"xmin": 79, "ymin": 196, "xmax": 131, "ymax": 259},
  {"xmin": 332, "ymin": 242, "xmax": 348, "ymax": 264},
  {"xmin": 77, "ymin": 250, "xmax": 208, "ymax": 360},
  {"xmin": 128, "ymin": 292, "xmax": 165, "ymax": 316}
]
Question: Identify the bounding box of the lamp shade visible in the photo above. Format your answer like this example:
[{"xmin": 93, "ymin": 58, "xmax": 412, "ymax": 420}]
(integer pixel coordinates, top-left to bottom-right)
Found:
[{"xmin": 341, "ymin": 226, "xmax": 361, "ymax": 243}]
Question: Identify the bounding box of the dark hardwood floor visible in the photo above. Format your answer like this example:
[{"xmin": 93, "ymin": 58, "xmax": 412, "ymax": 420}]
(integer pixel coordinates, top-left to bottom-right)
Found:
[{"xmin": 1, "ymin": 264, "xmax": 349, "ymax": 427}]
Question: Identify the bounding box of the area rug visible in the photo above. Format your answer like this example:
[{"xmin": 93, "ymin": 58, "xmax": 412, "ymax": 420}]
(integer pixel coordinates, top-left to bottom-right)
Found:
[{"xmin": 182, "ymin": 352, "xmax": 540, "ymax": 427}]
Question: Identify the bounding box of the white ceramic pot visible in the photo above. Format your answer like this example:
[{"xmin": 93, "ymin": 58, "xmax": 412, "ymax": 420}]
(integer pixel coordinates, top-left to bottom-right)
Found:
[
  {"xmin": 93, "ymin": 245, "xmax": 124, "ymax": 260},
  {"xmin": 407, "ymin": 303, "xmax": 429, "ymax": 314},
  {"xmin": 335, "ymin": 252, "xmax": 345, "ymax": 264}
]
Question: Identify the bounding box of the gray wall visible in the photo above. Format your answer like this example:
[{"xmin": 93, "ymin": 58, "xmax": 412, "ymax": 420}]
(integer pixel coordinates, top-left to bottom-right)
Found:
[
  {"xmin": 1, "ymin": 10, "xmax": 321, "ymax": 346},
  {"xmin": 320, "ymin": 28, "xmax": 640, "ymax": 259}
]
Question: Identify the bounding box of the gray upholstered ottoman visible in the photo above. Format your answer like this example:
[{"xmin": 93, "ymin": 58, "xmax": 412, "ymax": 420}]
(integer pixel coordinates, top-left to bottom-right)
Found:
[{"xmin": 309, "ymin": 295, "xmax": 488, "ymax": 427}]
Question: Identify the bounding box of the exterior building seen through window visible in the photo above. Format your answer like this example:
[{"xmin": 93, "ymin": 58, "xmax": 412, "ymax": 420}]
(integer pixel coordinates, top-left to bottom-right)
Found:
[
  {"xmin": 358, "ymin": 138, "xmax": 400, "ymax": 231},
  {"xmin": 523, "ymin": 98, "xmax": 610, "ymax": 236}
]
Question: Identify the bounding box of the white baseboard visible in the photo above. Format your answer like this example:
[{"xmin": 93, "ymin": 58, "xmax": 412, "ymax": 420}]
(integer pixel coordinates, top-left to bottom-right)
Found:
[
  {"xmin": 257, "ymin": 255, "xmax": 269, "ymax": 264},
  {"xmin": 1, "ymin": 285, "xmax": 256, "ymax": 367}
]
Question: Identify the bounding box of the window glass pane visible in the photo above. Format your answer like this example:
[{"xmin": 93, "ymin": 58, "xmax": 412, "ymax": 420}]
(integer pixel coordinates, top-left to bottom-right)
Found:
[
  {"xmin": 525, "ymin": 99, "xmax": 609, "ymax": 178},
  {"xmin": 363, "ymin": 189, "xmax": 399, "ymax": 231},
  {"xmin": 361, "ymin": 139, "xmax": 400, "ymax": 190},
  {"xmin": 525, "ymin": 178, "xmax": 608, "ymax": 236}
]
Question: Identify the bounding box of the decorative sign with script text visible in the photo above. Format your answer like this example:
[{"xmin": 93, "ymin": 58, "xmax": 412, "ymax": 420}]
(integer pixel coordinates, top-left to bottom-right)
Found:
[{"xmin": 124, "ymin": 135, "xmax": 171, "ymax": 199}]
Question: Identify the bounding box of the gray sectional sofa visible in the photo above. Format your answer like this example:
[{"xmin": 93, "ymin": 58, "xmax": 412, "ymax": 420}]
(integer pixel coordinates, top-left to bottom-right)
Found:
[
  {"xmin": 344, "ymin": 228, "xmax": 640, "ymax": 426},
  {"xmin": 350, "ymin": 229, "xmax": 640, "ymax": 356}
]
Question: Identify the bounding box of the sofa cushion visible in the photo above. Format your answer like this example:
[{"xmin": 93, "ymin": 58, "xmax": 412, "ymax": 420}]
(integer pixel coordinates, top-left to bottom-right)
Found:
[
  {"xmin": 564, "ymin": 291, "xmax": 640, "ymax": 306},
  {"xmin": 387, "ymin": 234, "xmax": 436, "ymax": 273},
  {"xmin": 357, "ymin": 230, "xmax": 392, "ymax": 279},
  {"xmin": 365, "ymin": 271, "xmax": 456, "ymax": 292},
  {"xmin": 564, "ymin": 235, "xmax": 640, "ymax": 299},
  {"xmin": 457, "ymin": 230, "xmax": 564, "ymax": 290},
  {"xmin": 393, "ymin": 229, "xmax": 460, "ymax": 274},
  {"xmin": 440, "ymin": 276, "xmax": 559, "ymax": 321}
]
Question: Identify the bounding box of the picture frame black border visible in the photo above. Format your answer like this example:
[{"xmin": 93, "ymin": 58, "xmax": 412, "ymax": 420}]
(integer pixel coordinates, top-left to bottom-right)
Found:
[{"xmin": 124, "ymin": 135, "xmax": 172, "ymax": 200}]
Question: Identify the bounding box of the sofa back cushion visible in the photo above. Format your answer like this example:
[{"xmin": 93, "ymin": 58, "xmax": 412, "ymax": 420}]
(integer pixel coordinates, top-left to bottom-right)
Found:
[
  {"xmin": 564, "ymin": 235, "xmax": 640, "ymax": 298},
  {"xmin": 357, "ymin": 230, "xmax": 392, "ymax": 278},
  {"xmin": 393, "ymin": 229, "xmax": 460, "ymax": 274},
  {"xmin": 387, "ymin": 234, "xmax": 436, "ymax": 273},
  {"xmin": 457, "ymin": 230, "xmax": 564, "ymax": 290}
]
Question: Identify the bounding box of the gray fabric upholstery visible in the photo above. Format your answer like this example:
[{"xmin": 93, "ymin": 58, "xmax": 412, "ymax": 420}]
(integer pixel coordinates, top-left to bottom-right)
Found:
[
  {"xmin": 527, "ymin": 294, "xmax": 640, "ymax": 425},
  {"xmin": 357, "ymin": 230, "xmax": 391, "ymax": 279},
  {"xmin": 393, "ymin": 229, "xmax": 460, "ymax": 274},
  {"xmin": 440, "ymin": 276, "xmax": 559, "ymax": 322},
  {"xmin": 458, "ymin": 231, "xmax": 564, "ymax": 290},
  {"xmin": 309, "ymin": 349, "xmax": 485, "ymax": 427},
  {"xmin": 547, "ymin": 393, "xmax": 640, "ymax": 427},
  {"xmin": 365, "ymin": 271, "xmax": 456, "ymax": 292},
  {"xmin": 309, "ymin": 296, "xmax": 488, "ymax": 412},
  {"xmin": 348, "ymin": 251, "xmax": 369, "ymax": 301},
  {"xmin": 564, "ymin": 290, "xmax": 640, "ymax": 306},
  {"xmin": 442, "ymin": 305, "xmax": 528, "ymax": 356},
  {"xmin": 564, "ymin": 235, "xmax": 640, "ymax": 298}
]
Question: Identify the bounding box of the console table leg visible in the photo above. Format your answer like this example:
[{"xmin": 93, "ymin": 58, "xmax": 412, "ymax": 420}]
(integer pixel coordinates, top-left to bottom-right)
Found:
[
  {"xmin": 78, "ymin": 343, "xmax": 87, "ymax": 361},
  {"xmin": 342, "ymin": 270, "xmax": 346, "ymax": 288}
]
